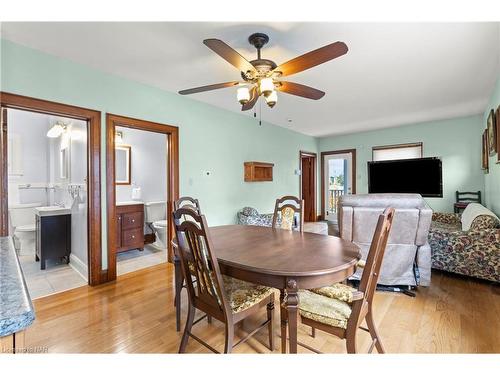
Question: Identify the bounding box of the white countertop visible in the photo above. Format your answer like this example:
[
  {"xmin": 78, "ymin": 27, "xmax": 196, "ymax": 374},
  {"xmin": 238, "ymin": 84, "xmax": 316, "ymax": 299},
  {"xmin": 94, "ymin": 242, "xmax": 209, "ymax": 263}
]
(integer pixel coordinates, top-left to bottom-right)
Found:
[
  {"xmin": 35, "ymin": 206, "xmax": 71, "ymax": 217},
  {"xmin": 116, "ymin": 200, "xmax": 144, "ymax": 206}
]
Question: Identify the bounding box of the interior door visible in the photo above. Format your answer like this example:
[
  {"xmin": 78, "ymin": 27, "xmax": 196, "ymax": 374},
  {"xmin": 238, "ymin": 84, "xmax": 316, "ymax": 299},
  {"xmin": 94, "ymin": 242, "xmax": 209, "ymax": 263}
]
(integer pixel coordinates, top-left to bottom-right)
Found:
[
  {"xmin": 300, "ymin": 153, "xmax": 316, "ymax": 222},
  {"xmin": 323, "ymin": 151, "xmax": 355, "ymax": 222}
]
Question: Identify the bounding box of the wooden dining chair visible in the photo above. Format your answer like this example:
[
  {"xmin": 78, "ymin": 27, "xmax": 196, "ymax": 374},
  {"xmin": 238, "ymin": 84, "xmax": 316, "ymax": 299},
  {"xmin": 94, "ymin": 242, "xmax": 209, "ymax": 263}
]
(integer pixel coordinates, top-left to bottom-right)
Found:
[
  {"xmin": 272, "ymin": 196, "xmax": 304, "ymax": 232},
  {"xmin": 173, "ymin": 207, "xmax": 276, "ymax": 353},
  {"xmin": 173, "ymin": 197, "xmax": 213, "ymax": 331},
  {"xmin": 296, "ymin": 208, "xmax": 395, "ymax": 354}
]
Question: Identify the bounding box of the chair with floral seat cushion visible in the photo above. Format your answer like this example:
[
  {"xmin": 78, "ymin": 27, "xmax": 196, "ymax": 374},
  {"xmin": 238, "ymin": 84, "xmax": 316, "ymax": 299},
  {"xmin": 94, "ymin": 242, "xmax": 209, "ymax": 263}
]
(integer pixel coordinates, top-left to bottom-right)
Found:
[
  {"xmin": 297, "ymin": 208, "xmax": 395, "ymax": 354},
  {"xmin": 272, "ymin": 196, "xmax": 304, "ymax": 232},
  {"xmin": 173, "ymin": 197, "xmax": 212, "ymax": 332},
  {"xmin": 310, "ymin": 283, "xmax": 364, "ymax": 303},
  {"xmin": 173, "ymin": 207, "xmax": 276, "ymax": 353}
]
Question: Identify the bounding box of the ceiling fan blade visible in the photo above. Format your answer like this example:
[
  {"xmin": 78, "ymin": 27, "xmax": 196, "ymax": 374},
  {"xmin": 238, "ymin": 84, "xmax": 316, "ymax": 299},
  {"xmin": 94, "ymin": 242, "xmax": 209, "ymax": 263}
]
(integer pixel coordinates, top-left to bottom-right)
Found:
[
  {"xmin": 204, "ymin": 39, "xmax": 257, "ymax": 74},
  {"xmin": 274, "ymin": 41, "xmax": 348, "ymax": 77},
  {"xmin": 242, "ymin": 87, "xmax": 258, "ymax": 111},
  {"xmin": 178, "ymin": 81, "xmax": 241, "ymax": 95},
  {"xmin": 277, "ymin": 81, "xmax": 325, "ymax": 100}
]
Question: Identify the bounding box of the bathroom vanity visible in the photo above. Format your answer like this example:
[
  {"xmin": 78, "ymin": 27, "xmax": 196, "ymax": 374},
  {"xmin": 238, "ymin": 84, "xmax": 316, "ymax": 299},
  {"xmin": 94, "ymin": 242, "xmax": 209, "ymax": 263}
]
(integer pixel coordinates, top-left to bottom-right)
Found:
[
  {"xmin": 35, "ymin": 207, "xmax": 71, "ymax": 270},
  {"xmin": 116, "ymin": 202, "xmax": 145, "ymax": 253}
]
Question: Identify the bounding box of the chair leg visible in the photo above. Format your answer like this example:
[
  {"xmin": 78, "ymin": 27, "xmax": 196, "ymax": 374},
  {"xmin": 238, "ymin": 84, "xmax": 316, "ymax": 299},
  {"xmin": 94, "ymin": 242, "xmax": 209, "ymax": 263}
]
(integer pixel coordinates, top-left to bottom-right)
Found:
[
  {"xmin": 365, "ymin": 308, "xmax": 385, "ymax": 353},
  {"xmin": 174, "ymin": 261, "xmax": 184, "ymax": 332},
  {"xmin": 346, "ymin": 329, "xmax": 357, "ymax": 354},
  {"xmin": 178, "ymin": 303, "xmax": 195, "ymax": 353},
  {"xmin": 280, "ymin": 290, "xmax": 287, "ymax": 354},
  {"xmin": 311, "ymin": 327, "xmax": 316, "ymax": 338},
  {"xmin": 224, "ymin": 323, "xmax": 234, "ymax": 354},
  {"xmin": 267, "ymin": 300, "xmax": 275, "ymax": 351},
  {"xmin": 207, "ymin": 315, "xmax": 212, "ymax": 324}
]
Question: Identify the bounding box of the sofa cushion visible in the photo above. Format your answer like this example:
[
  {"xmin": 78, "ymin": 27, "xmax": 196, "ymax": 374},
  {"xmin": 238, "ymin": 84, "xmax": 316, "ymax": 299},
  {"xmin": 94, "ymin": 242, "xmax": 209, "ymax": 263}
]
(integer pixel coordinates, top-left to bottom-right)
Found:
[
  {"xmin": 470, "ymin": 215, "xmax": 500, "ymax": 231},
  {"xmin": 352, "ymin": 207, "xmax": 419, "ymax": 244},
  {"xmin": 340, "ymin": 193, "xmax": 428, "ymax": 209},
  {"xmin": 461, "ymin": 203, "xmax": 499, "ymax": 231},
  {"xmin": 430, "ymin": 220, "xmax": 462, "ymax": 234}
]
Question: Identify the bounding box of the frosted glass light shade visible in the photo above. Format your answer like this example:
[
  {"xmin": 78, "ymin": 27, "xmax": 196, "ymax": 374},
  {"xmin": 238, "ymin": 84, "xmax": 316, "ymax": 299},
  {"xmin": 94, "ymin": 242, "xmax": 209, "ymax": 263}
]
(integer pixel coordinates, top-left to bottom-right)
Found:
[
  {"xmin": 237, "ymin": 87, "xmax": 250, "ymax": 104},
  {"xmin": 259, "ymin": 78, "xmax": 274, "ymax": 96},
  {"xmin": 46, "ymin": 123, "xmax": 65, "ymax": 138},
  {"xmin": 265, "ymin": 90, "xmax": 277, "ymax": 108}
]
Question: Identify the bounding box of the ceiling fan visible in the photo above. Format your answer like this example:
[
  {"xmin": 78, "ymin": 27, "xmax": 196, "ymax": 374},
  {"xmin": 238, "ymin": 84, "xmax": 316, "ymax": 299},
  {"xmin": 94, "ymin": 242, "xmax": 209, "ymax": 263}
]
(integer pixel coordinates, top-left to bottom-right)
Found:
[{"xmin": 179, "ymin": 33, "xmax": 348, "ymax": 111}]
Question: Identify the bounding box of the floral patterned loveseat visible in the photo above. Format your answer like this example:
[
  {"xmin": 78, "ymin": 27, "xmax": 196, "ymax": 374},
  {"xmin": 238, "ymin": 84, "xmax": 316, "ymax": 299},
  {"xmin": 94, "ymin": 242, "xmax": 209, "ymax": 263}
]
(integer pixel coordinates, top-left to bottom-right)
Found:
[
  {"xmin": 237, "ymin": 207, "xmax": 275, "ymax": 227},
  {"xmin": 429, "ymin": 206, "xmax": 500, "ymax": 283}
]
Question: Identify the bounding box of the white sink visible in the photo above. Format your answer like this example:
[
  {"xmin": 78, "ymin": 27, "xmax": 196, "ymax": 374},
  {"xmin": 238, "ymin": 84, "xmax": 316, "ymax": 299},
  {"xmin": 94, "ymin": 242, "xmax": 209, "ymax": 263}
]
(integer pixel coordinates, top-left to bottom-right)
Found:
[
  {"xmin": 116, "ymin": 200, "xmax": 143, "ymax": 206},
  {"xmin": 35, "ymin": 206, "xmax": 71, "ymax": 217}
]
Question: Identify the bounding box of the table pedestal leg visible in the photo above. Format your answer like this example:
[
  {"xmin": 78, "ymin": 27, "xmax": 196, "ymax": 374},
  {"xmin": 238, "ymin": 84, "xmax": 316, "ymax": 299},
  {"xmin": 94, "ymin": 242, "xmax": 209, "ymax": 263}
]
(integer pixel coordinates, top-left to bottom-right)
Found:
[
  {"xmin": 280, "ymin": 289, "xmax": 287, "ymax": 354},
  {"xmin": 286, "ymin": 279, "xmax": 299, "ymax": 354}
]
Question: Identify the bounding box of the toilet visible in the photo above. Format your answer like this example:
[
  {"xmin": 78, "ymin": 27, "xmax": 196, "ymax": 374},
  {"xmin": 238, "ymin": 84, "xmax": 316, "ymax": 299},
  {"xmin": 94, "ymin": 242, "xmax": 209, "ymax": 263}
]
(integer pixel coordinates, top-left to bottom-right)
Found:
[
  {"xmin": 9, "ymin": 202, "xmax": 42, "ymax": 256},
  {"xmin": 144, "ymin": 201, "xmax": 167, "ymax": 251}
]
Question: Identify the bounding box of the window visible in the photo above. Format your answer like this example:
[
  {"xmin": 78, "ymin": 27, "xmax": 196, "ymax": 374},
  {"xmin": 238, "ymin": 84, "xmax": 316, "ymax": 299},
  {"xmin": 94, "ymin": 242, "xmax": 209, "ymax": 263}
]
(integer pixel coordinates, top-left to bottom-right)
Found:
[{"xmin": 372, "ymin": 142, "xmax": 423, "ymax": 161}]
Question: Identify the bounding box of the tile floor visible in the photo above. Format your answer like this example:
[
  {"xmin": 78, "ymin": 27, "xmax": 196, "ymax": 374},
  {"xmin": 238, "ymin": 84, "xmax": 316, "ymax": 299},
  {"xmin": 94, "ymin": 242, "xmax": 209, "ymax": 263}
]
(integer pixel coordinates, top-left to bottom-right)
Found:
[
  {"xmin": 116, "ymin": 244, "xmax": 167, "ymax": 276},
  {"xmin": 19, "ymin": 254, "xmax": 87, "ymax": 300}
]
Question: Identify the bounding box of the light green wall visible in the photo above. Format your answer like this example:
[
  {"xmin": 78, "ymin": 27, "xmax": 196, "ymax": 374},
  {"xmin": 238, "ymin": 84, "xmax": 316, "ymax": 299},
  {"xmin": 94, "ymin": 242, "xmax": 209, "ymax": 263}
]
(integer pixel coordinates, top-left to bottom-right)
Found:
[
  {"xmin": 319, "ymin": 115, "xmax": 485, "ymax": 213},
  {"xmin": 484, "ymin": 76, "xmax": 500, "ymax": 215},
  {"xmin": 0, "ymin": 39, "xmax": 318, "ymax": 269}
]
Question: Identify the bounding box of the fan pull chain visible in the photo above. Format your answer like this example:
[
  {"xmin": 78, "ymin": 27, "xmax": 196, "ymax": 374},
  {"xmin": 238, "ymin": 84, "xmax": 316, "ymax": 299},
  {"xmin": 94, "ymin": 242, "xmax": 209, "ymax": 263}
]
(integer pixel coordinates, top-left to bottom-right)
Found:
[{"xmin": 259, "ymin": 101, "xmax": 262, "ymax": 126}]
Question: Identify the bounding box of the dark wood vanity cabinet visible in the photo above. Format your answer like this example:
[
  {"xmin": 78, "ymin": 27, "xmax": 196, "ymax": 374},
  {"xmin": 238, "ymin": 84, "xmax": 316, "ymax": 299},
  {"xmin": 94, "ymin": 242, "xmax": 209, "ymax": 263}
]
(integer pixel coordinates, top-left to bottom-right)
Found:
[
  {"xmin": 116, "ymin": 203, "xmax": 144, "ymax": 253},
  {"xmin": 35, "ymin": 213, "xmax": 71, "ymax": 270}
]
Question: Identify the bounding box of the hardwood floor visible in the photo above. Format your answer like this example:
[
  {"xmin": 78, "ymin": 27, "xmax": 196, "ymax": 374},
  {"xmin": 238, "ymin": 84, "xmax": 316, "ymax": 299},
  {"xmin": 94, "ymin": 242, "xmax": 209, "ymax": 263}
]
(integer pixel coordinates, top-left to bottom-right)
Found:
[{"xmin": 24, "ymin": 263, "xmax": 499, "ymax": 353}]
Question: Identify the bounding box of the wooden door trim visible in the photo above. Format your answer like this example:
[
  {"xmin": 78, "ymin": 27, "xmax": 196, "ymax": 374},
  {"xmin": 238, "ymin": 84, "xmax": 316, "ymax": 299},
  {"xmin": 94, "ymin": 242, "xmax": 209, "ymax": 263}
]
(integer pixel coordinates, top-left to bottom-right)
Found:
[
  {"xmin": 106, "ymin": 113, "xmax": 179, "ymax": 282},
  {"xmin": 0, "ymin": 92, "xmax": 104, "ymax": 285},
  {"xmin": 299, "ymin": 151, "xmax": 317, "ymax": 222},
  {"xmin": 320, "ymin": 149, "xmax": 357, "ymax": 221}
]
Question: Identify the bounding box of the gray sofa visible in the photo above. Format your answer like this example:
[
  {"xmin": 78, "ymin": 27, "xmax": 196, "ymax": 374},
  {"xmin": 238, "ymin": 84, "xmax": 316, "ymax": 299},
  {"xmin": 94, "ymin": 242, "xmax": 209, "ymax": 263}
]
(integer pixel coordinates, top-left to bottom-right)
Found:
[{"xmin": 338, "ymin": 194, "xmax": 433, "ymax": 286}]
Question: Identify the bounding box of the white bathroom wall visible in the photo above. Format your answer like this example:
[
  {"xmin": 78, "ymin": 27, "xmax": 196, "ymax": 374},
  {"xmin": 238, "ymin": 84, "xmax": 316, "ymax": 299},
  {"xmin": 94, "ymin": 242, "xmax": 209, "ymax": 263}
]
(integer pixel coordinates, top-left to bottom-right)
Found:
[
  {"xmin": 115, "ymin": 126, "xmax": 167, "ymax": 204},
  {"xmin": 7, "ymin": 109, "xmax": 50, "ymax": 205},
  {"xmin": 47, "ymin": 116, "xmax": 89, "ymax": 273}
]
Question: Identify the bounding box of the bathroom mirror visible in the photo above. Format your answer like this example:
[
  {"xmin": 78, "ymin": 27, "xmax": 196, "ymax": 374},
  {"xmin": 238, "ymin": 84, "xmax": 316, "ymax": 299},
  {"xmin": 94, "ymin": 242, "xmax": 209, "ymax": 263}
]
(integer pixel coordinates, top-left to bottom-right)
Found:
[{"xmin": 115, "ymin": 145, "xmax": 131, "ymax": 185}]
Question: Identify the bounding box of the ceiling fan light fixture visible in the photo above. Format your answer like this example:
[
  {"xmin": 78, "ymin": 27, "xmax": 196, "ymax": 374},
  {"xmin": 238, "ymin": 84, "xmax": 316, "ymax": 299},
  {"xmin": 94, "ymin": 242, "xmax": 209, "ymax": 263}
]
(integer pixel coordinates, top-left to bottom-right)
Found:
[
  {"xmin": 237, "ymin": 87, "xmax": 250, "ymax": 104},
  {"xmin": 265, "ymin": 90, "xmax": 277, "ymax": 108},
  {"xmin": 259, "ymin": 78, "xmax": 274, "ymax": 97}
]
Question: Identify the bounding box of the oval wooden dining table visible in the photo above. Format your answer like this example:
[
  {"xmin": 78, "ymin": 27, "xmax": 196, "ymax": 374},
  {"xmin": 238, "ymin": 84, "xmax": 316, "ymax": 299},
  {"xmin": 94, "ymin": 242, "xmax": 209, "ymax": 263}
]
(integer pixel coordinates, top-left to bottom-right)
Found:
[{"xmin": 207, "ymin": 224, "xmax": 361, "ymax": 354}]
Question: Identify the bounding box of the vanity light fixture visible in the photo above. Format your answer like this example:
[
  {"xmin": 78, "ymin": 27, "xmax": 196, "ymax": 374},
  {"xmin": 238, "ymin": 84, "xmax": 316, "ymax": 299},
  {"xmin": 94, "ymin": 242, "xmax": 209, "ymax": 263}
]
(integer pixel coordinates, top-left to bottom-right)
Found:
[
  {"xmin": 115, "ymin": 131, "xmax": 124, "ymax": 144},
  {"xmin": 46, "ymin": 121, "xmax": 67, "ymax": 138}
]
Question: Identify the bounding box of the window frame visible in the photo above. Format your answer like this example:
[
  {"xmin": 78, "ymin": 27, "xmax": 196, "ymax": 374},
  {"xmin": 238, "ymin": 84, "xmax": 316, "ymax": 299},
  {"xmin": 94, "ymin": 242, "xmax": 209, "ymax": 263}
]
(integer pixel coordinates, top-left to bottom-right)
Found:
[{"xmin": 371, "ymin": 142, "xmax": 423, "ymax": 161}]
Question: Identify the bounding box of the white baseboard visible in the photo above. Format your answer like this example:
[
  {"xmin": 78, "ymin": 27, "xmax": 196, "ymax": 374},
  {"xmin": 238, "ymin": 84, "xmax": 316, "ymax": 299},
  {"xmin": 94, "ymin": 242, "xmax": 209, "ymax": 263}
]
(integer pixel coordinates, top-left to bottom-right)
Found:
[{"xmin": 69, "ymin": 254, "xmax": 88, "ymax": 282}]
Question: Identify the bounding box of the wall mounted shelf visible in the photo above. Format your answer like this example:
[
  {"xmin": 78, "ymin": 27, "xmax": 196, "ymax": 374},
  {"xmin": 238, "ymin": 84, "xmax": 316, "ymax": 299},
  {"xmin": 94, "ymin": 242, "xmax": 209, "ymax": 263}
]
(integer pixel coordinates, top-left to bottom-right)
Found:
[{"xmin": 244, "ymin": 161, "xmax": 274, "ymax": 182}]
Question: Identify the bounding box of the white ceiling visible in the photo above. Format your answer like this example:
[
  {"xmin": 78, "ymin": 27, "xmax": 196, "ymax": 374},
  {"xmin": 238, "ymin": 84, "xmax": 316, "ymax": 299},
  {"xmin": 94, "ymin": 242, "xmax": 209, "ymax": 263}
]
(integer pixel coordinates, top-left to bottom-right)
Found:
[{"xmin": 1, "ymin": 22, "xmax": 499, "ymax": 137}]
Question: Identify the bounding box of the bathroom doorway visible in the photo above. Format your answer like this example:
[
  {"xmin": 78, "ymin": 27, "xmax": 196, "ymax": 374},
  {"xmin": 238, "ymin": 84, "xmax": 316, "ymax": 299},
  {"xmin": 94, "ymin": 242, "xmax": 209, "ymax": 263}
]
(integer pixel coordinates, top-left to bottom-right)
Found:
[
  {"xmin": 0, "ymin": 93, "xmax": 103, "ymax": 294},
  {"xmin": 106, "ymin": 114, "xmax": 179, "ymax": 281}
]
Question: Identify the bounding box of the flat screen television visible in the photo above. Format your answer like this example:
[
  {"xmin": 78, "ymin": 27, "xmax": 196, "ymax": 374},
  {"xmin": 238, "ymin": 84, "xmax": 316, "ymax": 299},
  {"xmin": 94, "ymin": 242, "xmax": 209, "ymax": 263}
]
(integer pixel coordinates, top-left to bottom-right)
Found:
[{"xmin": 368, "ymin": 157, "xmax": 443, "ymax": 197}]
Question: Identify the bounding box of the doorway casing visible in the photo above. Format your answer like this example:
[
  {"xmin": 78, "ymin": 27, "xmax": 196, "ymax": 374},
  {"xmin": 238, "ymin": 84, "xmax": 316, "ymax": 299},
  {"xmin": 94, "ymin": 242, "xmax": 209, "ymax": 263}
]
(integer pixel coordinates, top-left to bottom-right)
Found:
[
  {"xmin": 0, "ymin": 92, "xmax": 104, "ymax": 285},
  {"xmin": 299, "ymin": 151, "xmax": 317, "ymax": 222},
  {"xmin": 106, "ymin": 114, "xmax": 179, "ymax": 282},
  {"xmin": 320, "ymin": 149, "xmax": 357, "ymax": 221}
]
